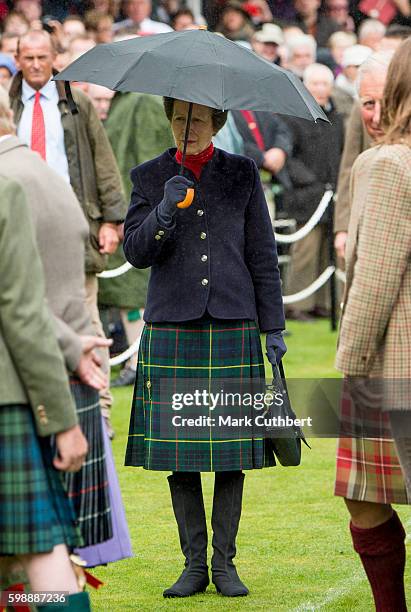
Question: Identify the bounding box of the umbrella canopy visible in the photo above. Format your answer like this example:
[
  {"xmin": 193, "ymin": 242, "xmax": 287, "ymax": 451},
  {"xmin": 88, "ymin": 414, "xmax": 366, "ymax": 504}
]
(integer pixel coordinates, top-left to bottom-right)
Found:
[{"xmin": 54, "ymin": 28, "xmax": 328, "ymax": 123}]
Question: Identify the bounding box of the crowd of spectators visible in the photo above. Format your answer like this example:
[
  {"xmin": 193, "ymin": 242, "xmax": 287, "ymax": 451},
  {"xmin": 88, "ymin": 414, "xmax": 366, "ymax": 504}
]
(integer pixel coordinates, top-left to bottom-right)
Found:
[{"xmin": 1, "ymin": 0, "xmax": 411, "ymax": 331}]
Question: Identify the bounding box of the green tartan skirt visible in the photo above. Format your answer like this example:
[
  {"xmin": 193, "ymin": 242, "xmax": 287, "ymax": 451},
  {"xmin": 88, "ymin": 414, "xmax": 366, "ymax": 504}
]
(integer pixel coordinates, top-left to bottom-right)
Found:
[
  {"xmin": 125, "ymin": 320, "xmax": 275, "ymax": 472},
  {"xmin": 0, "ymin": 404, "xmax": 82, "ymax": 555}
]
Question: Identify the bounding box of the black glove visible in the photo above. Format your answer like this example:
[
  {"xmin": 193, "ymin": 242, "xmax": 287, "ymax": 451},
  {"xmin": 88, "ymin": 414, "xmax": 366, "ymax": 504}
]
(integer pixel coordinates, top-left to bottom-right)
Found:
[
  {"xmin": 156, "ymin": 175, "xmax": 194, "ymax": 226},
  {"xmin": 266, "ymin": 331, "xmax": 287, "ymax": 366}
]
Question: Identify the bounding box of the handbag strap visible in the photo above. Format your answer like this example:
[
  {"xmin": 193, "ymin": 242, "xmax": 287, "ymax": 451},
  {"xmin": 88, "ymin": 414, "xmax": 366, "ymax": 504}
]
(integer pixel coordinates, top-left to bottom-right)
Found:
[
  {"xmin": 240, "ymin": 110, "xmax": 266, "ymax": 152},
  {"xmin": 275, "ymin": 361, "xmax": 311, "ymax": 449}
]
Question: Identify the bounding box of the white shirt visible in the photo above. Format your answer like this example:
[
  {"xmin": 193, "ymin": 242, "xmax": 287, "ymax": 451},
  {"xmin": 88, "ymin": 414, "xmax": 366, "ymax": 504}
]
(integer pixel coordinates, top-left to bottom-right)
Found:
[
  {"xmin": 113, "ymin": 17, "xmax": 172, "ymax": 34},
  {"xmin": 17, "ymin": 79, "xmax": 70, "ymax": 183}
]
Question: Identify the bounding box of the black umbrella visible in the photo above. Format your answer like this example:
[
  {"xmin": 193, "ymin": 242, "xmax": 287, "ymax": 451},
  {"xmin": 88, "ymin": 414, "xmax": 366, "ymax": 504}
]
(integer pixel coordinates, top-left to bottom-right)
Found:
[{"xmin": 55, "ymin": 28, "xmax": 328, "ymax": 202}]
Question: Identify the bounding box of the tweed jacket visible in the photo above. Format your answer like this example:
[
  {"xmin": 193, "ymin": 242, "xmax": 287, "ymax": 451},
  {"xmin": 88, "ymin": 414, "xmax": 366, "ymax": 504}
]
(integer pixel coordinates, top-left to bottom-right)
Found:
[
  {"xmin": 124, "ymin": 148, "xmax": 285, "ymax": 332},
  {"xmin": 9, "ymin": 72, "xmax": 126, "ymax": 273},
  {"xmin": 0, "ymin": 175, "xmax": 78, "ymax": 436},
  {"xmin": 0, "ymin": 137, "xmax": 94, "ymax": 373},
  {"xmin": 336, "ymin": 144, "xmax": 411, "ymax": 388},
  {"xmin": 334, "ymin": 103, "xmax": 371, "ymax": 234}
]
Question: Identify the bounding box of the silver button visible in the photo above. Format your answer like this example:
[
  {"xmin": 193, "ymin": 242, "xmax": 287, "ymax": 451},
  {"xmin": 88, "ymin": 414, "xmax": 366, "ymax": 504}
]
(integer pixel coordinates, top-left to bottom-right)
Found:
[
  {"xmin": 201, "ymin": 278, "xmax": 208, "ymax": 286},
  {"xmin": 200, "ymin": 232, "xmax": 207, "ymax": 240},
  {"xmin": 201, "ymin": 255, "xmax": 208, "ymax": 262},
  {"xmin": 158, "ymin": 230, "xmax": 165, "ymax": 236},
  {"xmin": 155, "ymin": 234, "xmax": 161, "ymax": 240},
  {"xmin": 197, "ymin": 209, "xmax": 204, "ymax": 216}
]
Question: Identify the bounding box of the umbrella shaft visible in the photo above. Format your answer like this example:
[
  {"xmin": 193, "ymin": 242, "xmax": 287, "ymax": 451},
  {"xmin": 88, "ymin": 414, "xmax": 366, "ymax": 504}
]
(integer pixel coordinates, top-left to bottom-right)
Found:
[{"xmin": 179, "ymin": 102, "xmax": 193, "ymax": 176}]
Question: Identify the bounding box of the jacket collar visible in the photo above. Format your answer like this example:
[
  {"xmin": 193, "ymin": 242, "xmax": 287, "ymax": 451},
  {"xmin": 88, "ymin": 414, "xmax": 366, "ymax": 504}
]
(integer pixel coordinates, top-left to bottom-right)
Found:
[
  {"xmin": 0, "ymin": 134, "xmax": 27, "ymax": 156},
  {"xmin": 9, "ymin": 70, "xmax": 67, "ymax": 104}
]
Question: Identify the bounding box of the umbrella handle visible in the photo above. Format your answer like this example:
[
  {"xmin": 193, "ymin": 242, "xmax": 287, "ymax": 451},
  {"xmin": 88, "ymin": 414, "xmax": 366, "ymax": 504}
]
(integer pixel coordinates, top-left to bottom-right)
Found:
[
  {"xmin": 177, "ymin": 102, "xmax": 195, "ymax": 209},
  {"xmin": 177, "ymin": 187, "xmax": 195, "ymax": 208}
]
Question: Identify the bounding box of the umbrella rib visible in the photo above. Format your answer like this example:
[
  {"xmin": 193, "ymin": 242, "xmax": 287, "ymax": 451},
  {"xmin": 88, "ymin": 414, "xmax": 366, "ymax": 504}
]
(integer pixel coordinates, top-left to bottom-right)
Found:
[
  {"xmin": 113, "ymin": 48, "xmax": 149, "ymax": 90},
  {"xmin": 207, "ymin": 31, "xmax": 225, "ymax": 110}
]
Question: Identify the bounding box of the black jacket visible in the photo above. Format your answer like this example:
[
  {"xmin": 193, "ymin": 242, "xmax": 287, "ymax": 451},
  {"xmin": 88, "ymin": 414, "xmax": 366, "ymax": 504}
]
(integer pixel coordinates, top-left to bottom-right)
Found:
[
  {"xmin": 231, "ymin": 111, "xmax": 293, "ymax": 168},
  {"xmin": 123, "ymin": 148, "xmax": 285, "ymax": 332},
  {"xmin": 282, "ymin": 103, "xmax": 344, "ymax": 223}
]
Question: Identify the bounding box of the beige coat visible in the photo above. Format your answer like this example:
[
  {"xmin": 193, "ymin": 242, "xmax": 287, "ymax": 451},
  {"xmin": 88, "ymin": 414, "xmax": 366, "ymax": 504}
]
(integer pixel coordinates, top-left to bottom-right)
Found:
[
  {"xmin": 0, "ymin": 137, "xmax": 94, "ymax": 373},
  {"xmin": 336, "ymin": 144, "xmax": 411, "ymax": 402},
  {"xmin": 0, "ymin": 175, "xmax": 78, "ymax": 436}
]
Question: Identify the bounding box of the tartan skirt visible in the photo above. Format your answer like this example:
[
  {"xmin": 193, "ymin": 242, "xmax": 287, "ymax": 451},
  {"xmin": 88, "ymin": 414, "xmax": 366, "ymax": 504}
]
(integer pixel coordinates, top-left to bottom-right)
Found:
[
  {"xmin": 125, "ymin": 320, "xmax": 275, "ymax": 472},
  {"xmin": 0, "ymin": 404, "xmax": 82, "ymax": 555},
  {"xmin": 334, "ymin": 384, "xmax": 409, "ymax": 504},
  {"xmin": 59, "ymin": 379, "xmax": 112, "ymax": 546}
]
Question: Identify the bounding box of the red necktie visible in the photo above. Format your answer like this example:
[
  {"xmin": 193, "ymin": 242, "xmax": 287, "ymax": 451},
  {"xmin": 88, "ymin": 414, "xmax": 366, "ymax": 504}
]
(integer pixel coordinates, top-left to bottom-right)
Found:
[{"xmin": 31, "ymin": 91, "xmax": 46, "ymax": 161}]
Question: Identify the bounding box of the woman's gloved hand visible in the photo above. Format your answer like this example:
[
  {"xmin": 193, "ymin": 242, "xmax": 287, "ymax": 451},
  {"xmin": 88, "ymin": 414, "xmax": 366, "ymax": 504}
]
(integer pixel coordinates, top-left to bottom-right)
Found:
[
  {"xmin": 266, "ymin": 331, "xmax": 287, "ymax": 366},
  {"xmin": 157, "ymin": 175, "xmax": 194, "ymax": 226}
]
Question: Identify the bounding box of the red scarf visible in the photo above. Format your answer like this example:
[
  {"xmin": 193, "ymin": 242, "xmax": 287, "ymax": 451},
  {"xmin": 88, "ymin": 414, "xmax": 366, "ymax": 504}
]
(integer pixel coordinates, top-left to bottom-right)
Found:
[{"xmin": 175, "ymin": 143, "xmax": 214, "ymax": 179}]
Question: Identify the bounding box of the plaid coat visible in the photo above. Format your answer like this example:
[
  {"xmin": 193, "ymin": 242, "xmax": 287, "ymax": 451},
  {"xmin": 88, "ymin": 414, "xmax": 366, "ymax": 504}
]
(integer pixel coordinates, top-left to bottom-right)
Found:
[{"xmin": 336, "ymin": 144, "xmax": 411, "ymax": 388}]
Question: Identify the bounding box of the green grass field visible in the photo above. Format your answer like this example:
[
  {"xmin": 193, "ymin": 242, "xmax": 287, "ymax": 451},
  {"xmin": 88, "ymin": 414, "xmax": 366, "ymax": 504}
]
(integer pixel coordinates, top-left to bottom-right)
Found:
[{"xmin": 90, "ymin": 320, "xmax": 411, "ymax": 611}]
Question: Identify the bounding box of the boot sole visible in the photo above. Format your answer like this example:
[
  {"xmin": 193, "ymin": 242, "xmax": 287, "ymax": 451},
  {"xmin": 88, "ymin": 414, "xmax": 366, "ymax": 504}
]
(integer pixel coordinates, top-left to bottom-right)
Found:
[
  {"xmin": 163, "ymin": 587, "xmax": 208, "ymax": 598},
  {"xmin": 215, "ymin": 589, "xmax": 248, "ymax": 597}
]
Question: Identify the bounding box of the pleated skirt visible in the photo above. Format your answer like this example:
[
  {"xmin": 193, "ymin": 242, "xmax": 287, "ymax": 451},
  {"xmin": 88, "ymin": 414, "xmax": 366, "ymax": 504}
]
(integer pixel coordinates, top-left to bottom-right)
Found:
[
  {"xmin": 60, "ymin": 379, "xmax": 112, "ymax": 546},
  {"xmin": 0, "ymin": 404, "xmax": 82, "ymax": 555},
  {"xmin": 125, "ymin": 320, "xmax": 275, "ymax": 472}
]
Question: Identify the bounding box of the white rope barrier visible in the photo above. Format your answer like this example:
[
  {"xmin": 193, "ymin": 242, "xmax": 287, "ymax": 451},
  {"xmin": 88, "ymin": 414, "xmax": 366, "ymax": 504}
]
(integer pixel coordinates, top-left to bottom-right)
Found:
[
  {"xmin": 274, "ymin": 190, "xmax": 334, "ymax": 244},
  {"xmin": 97, "ymin": 261, "xmax": 133, "ymax": 279},
  {"xmin": 282, "ymin": 266, "xmax": 335, "ymax": 304},
  {"xmin": 109, "ymin": 336, "xmax": 141, "ymax": 366},
  {"xmin": 335, "ymin": 268, "xmax": 346, "ymax": 284}
]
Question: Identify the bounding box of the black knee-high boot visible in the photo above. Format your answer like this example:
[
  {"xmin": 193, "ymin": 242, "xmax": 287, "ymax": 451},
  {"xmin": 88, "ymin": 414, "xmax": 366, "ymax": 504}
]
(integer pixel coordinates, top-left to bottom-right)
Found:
[
  {"xmin": 211, "ymin": 471, "xmax": 249, "ymax": 597},
  {"xmin": 163, "ymin": 472, "xmax": 209, "ymax": 598}
]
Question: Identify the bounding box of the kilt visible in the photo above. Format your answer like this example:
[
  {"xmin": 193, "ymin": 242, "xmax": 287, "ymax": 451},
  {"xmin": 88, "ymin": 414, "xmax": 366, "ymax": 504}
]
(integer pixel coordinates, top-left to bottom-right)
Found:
[
  {"xmin": 60, "ymin": 379, "xmax": 112, "ymax": 546},
  {"xmin": 125, "ymin": 320, "xmax": 275, "ymax": 472},
  {"xmin": 334, "ymin": 384, "xmax": 409, "ymax": 504},
  {"xmin": 0, "ymin": 404, "xmax": 82, "ymax": 555}
]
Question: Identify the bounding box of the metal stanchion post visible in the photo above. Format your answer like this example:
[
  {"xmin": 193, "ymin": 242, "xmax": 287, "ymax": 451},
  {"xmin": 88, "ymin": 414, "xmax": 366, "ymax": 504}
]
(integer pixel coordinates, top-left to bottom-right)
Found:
[{"xmin": 327, "ymin": 190, "xmax": 337, "ymax": 331}]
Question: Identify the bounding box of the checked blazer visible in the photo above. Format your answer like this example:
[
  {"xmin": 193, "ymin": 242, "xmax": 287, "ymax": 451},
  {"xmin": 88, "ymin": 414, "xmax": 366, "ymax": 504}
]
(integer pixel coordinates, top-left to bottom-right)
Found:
[{"xmin": 336, "ymin": 144, "xmax": 411, "ymax": 385}]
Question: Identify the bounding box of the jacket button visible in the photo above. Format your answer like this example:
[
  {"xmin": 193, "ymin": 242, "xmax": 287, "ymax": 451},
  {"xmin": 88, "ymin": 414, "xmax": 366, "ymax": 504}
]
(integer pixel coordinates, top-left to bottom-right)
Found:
[
  {"xmin": 158, "ymin": 230, "xmax": 165, "ymax": 235},
  {"xmin": 201, "ymin": 278, "xmax": 209, "ymax": 286},
  {"xmin": 197, "ymin": 209, "xmax": 204, "ymax": 216},
  {"xmin": 201, "ymin": 255, "xmax": 208, "ymax": 262},
  {"xmin": 155, "ymin": 234, "xmax": 161, "ymax": 240},
  {"xmin": 200, "ymin": 232, "xmax": 207, "ymax": 240}
]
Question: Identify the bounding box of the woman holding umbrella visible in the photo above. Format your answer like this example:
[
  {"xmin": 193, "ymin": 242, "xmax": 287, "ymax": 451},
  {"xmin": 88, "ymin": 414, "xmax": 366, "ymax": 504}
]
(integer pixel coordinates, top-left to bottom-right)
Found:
[
  {"xmin": 123, "ymin": 98, "xmax": 287, "ymax": 598},
  {"xmin": 54, "ymin": 28, "xmax": 328, "ymax": 598}
]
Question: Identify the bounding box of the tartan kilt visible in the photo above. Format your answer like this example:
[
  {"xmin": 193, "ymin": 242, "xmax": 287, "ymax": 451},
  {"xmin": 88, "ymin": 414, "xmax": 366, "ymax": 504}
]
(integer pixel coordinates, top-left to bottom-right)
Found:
[
  {"xmin": 334, "ymin": 384, "xmax": 409, "ymax": 504},
  {"xmin": 0, "ymin": 404, "xmax": 82, "ymax": 555},
  {"xmin": 59, "ymin": 379, "xmax": 112, "ymax": 546},
  {"xmin": 125, "ymin": 320, "xmax": 275, "ymax": 472}
]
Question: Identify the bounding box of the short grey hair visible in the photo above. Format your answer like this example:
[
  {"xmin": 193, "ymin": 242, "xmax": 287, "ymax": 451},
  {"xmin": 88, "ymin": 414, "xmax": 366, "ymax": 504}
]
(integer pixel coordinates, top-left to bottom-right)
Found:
[
  {"xmin": 286, "ymin": 34, "xmax": 317, "ymax": 60},
  {"xmin": 358, "ymin": 18, "xmax": 386, "ymax": 43},
  {"xmin": 303, "ymin": 62, "xmax": 334, "ymax": 86},
  {"xmin": 356, "ymin": 49, "xmax": 395, "ymax": 91},
  {"xmin": 0, "ymin": 85, "xmax": 15, "ymax": 135}
]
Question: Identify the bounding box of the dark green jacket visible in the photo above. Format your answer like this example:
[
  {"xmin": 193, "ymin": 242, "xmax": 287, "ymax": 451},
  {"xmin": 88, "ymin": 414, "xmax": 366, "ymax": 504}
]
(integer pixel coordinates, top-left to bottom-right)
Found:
[
  {"xmin": 98, "ymin": 92, "xmax": 174, "ymax": 309},
  {"xmin": 0, "ymin": 176, "xmax": 78, "ymax": 436},
  {"xmin": 9, "ymin": 73, "xmax": 126, "ymax": 273}
]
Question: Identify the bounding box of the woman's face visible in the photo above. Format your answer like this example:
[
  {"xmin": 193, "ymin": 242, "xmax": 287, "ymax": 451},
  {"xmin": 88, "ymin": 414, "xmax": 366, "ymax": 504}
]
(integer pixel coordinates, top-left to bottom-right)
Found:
[{"xmin": 171, "ymin": 101, "xmax": 215, "ymax": 155}]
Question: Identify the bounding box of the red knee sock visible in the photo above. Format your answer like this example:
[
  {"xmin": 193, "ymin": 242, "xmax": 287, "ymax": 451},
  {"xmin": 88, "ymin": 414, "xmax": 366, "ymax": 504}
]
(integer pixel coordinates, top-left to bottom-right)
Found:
[{"xmin": 350, "ymin": 510, "xmax": 407, "ymax": 612}]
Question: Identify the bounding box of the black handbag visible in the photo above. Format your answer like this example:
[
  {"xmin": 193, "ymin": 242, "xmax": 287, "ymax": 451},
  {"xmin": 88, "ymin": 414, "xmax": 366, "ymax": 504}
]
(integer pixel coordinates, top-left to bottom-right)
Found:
[{"xmin": 264, "ymin": 362, "xmax": 310, "ymax": 466}]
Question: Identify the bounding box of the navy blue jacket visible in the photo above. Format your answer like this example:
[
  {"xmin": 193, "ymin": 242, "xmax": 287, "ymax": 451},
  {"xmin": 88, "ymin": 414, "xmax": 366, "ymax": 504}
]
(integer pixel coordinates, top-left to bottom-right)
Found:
[{"xmin": 123, "ymin": 148, "xmax": 285, "ymax": 332}]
